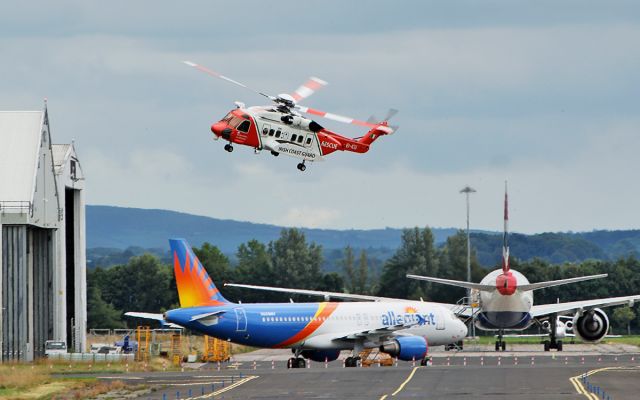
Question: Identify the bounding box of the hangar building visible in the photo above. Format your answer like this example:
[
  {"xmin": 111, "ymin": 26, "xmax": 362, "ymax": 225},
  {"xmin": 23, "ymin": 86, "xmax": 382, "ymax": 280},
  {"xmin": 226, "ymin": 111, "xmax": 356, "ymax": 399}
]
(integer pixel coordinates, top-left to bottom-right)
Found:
[{"xmin": 0, "ymin": 104, "xmax": 86, "ymax": 361}]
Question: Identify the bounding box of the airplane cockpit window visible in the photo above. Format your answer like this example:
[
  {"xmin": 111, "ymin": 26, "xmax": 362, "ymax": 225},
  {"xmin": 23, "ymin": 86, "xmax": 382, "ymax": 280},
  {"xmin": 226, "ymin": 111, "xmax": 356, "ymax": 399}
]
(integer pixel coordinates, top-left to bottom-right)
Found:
[{"xmin": 237, "ymin": 120, "xmax": 251, "ymax": 133}]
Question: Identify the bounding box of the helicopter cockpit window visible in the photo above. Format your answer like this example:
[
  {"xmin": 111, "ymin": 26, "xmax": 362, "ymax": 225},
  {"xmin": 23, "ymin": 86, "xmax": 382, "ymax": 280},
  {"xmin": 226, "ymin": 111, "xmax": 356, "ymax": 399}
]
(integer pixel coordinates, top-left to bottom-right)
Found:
[
  {"xmin": 237, "ymin": 120, "xmax": 251, "ymax": 133},
  {"xmin": 229, "ymin": 117, "xmax": 243, "ymax": 128},
  {"xmin": 223, "ymin": 113, "xmax": 233, "ymax": 121},
  {"xmin": 306, "ymin": 137, "xmax": 312, "ymax": 145}
]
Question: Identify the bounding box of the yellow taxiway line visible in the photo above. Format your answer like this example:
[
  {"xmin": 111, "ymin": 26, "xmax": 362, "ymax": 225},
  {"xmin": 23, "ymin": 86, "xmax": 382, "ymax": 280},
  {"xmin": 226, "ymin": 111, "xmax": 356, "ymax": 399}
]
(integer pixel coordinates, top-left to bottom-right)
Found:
[
  {"xmin": 380, "ymin": 366, "xmax": 420, "ymax": 399},
  {"xmin": 189, "ymin": 375, "xmax": 258, "ymax": 399},
  {"xmin": 570, "ymin": 366, "xmax": 640, "ymax": 400}
]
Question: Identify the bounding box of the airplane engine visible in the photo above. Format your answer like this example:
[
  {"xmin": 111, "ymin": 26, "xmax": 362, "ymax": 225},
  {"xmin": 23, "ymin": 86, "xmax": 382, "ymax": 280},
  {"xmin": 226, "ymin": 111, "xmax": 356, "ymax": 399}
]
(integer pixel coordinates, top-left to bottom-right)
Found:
[
  {"xmin": 572, "ymin": 308, "xmax": 609, "ymax": 342},
  {"xmin": 300, "ymin": 349, "xmax": 340, "ymax": 362},
  {"xmin": 380, "ymin": 336, "xmax": 428, "ymax": 361}
]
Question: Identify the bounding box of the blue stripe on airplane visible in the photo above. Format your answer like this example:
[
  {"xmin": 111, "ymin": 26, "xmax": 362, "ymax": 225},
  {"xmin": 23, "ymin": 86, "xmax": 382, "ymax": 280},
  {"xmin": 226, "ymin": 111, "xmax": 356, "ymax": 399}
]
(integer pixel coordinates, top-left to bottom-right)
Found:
[
  {"xmin": 166, "ymin": 303, "xmax": 324, "ymax": 348},
  {"xmin": 476, "ymin": 311, "xmax": 532, "ymax": 330}
]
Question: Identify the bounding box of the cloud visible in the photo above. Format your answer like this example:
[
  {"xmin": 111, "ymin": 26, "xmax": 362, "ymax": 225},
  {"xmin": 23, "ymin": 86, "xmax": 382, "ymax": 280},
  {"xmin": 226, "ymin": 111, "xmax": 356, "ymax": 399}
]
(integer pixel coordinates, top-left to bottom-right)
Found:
[{"xmin": 1, "ymin": 2, "xmax": 639, "ymax": 234}]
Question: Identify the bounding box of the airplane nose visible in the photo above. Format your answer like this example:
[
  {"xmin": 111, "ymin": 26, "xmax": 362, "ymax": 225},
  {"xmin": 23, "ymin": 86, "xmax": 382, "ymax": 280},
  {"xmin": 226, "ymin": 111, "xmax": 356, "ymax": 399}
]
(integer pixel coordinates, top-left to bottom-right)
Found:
[{"xmin": 458, "ymin": 319, "xmax": 468, "ymax": 339}]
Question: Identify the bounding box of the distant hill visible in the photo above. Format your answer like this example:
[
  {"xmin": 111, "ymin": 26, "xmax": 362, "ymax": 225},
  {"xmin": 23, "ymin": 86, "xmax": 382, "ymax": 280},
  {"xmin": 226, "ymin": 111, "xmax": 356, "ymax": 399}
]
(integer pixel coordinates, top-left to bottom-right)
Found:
[
  {"xmin": 86, "ymin": 205, "xmax": 640, "ymax": 269},
  {"xmin": 87, "ymin": 205, "xmax": 458, "ymax": 252}
]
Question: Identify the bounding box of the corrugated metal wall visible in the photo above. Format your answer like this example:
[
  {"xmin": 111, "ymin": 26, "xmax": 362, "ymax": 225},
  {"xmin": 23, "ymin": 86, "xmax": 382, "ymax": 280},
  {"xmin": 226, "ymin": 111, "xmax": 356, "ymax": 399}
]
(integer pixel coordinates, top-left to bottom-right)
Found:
[
  {"xmin": 1, "ymin": 226, "xmax": 53, "ymax": 361},
  {"xmin": 1, "ymin": 225, "xmax": 28, "ymax": 361},
  {"xmin": 30, "ymin": 228, "xmax": 53, "ymax": 359}
]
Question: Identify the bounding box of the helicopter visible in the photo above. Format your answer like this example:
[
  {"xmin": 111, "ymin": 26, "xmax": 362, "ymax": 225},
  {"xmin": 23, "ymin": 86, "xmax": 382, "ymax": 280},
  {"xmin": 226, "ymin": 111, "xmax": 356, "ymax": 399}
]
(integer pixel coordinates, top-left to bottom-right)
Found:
[{"xmin": 184, "ymin": 61, "xmax": 397, "ymax": 171}]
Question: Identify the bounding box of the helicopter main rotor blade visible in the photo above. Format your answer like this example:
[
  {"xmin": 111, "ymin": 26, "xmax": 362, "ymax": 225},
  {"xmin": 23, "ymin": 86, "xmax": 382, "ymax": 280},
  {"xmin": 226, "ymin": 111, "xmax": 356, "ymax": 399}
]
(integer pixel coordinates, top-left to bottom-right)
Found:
[
  {"xmin": 183, "ymin": 61, "xmax": 275, "ymax": 101},
  {"xmin": 295, "ymin": 105, "xmax": 380, "ymax": 129},
  {"xmin": 290, "ymin": 76, "xmax": 328, "ymax": 102}
]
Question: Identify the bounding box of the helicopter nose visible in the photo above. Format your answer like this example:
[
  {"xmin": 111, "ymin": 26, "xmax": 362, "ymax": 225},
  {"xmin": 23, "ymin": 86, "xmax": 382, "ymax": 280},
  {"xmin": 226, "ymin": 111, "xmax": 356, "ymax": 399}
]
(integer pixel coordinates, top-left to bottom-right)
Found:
[{"xmin": 211, "ymin": 122, "xmax": 226, "ymax": 137}]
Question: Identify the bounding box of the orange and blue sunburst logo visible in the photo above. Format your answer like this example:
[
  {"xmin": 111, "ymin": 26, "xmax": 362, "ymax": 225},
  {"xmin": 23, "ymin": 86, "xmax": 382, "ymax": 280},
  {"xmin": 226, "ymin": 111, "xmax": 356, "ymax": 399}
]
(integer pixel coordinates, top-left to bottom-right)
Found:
[
  {"xmin": 170, "ymin": 239, "xmax": 228, "ymax": 308},
  {"xmin": 404, "ymin": 306, "xmax": 418, "ymax": 314}
]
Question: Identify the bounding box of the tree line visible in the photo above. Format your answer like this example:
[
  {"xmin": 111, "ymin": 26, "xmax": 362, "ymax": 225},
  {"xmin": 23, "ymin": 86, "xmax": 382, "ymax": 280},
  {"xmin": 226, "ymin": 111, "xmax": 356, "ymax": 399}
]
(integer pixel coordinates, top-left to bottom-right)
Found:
[{"xmin": 88, "ymin": 227, "xmax": 640, "ymax": 333}]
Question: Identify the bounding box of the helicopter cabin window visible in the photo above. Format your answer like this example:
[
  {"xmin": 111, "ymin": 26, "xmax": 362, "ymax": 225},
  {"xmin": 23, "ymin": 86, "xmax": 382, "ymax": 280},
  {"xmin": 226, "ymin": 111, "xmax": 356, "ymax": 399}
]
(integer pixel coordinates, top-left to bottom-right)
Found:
[
  {"xmin": 269, "ymin": 129, "xmax": 275, "ymax": 136},
  {"xmin": 305, "ymin": 137, "xmax": 312, "ymax": 145},
  {"xmin": 297, "ymin": 135, "xmax": 304, "ymax": 144},
  {"xmin": 291, "ymin": 133, "xmax": 298, "ymax": 143},
  {"xmin": 275, "ymin": 130, "xmax": 281, "ymax": 138},
  {"xmin": 237, "ymin": 120, "xmax": 251, "ymax": 133},
  {"xmin": 262, "ymin": 124, "xmax": 270, "ymax": 136}
]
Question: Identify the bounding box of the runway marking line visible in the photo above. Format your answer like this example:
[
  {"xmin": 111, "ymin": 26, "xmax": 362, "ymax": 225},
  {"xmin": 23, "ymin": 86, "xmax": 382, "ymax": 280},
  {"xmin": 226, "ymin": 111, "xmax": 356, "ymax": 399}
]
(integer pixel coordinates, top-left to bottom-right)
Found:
[
  {"xmin": 188, "ymin": 375, "xmax": 258, "ymax": 399},
  {"xmin": 379, "ymin": 366, "xmax": 420, "ymax": 399},
  {"xmin": 569, "ymin": 366, "xmax": 640, "ymax": 400}
]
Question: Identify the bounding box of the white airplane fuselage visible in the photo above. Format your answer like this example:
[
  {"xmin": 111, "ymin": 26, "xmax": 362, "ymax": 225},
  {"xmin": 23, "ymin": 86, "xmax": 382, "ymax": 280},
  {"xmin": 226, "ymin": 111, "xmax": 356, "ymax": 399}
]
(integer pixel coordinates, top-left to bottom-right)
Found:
[{"xmin": 475, "ymin": 269, "xmax": 534, "ymax": 331}]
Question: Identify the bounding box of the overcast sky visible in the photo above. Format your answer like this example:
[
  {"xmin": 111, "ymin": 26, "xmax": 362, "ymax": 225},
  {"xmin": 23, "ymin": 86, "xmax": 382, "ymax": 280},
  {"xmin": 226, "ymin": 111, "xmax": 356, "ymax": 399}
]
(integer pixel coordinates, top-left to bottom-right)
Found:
[{"xmin": 2, "ymin": 1, "xmax": 639, "ymax": 233}]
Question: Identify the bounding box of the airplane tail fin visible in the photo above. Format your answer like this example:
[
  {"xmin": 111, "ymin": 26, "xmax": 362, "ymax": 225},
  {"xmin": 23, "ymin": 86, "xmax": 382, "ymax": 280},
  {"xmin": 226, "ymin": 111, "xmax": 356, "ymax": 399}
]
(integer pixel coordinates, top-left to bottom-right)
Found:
[
  {"xmin": 502, "ymin": 181, "xmax": 510, "ymax": 274},
  {"xmin": 169, "ymin": 238, "xmax": 230, "ymax": 308}
]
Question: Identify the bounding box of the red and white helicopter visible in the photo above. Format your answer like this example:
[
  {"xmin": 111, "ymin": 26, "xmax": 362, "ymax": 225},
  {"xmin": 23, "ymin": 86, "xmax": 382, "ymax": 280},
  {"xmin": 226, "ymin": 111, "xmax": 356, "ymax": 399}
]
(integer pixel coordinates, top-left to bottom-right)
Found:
[{"xmin": 184, "ymin": 61, "xmax": 397, "ymax": 171}]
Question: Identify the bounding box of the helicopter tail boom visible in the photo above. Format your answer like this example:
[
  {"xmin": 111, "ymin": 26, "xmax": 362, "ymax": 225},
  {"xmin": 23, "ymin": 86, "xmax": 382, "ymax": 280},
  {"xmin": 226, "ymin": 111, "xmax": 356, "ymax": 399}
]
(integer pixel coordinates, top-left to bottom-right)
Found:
[{"xmin": 358, "ymin": 124, "xmax": 394, "ymax": 146}]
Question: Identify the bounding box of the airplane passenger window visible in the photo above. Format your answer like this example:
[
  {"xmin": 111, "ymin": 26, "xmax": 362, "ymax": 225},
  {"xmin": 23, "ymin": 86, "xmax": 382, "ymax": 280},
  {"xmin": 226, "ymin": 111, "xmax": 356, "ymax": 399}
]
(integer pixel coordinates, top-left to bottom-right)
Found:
[{"xmin": 237, "ymin": 120, "xmax": 251, "ymax": 133}]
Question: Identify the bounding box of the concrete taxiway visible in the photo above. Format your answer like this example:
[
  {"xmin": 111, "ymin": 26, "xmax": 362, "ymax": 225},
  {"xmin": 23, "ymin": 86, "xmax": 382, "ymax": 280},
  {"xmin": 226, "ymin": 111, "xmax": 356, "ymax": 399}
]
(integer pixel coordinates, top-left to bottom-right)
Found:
[{"xmin": 90, "ymin": 345, "xmax": 639, "ymax": 399}]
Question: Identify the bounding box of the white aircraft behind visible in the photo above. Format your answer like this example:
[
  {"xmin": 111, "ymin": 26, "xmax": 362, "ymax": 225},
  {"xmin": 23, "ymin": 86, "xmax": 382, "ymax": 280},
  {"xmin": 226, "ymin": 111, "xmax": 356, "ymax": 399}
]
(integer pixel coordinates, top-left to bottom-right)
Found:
[{"xmin": 407, "ymin": 183, "xmax": 640, "ymax": 351}]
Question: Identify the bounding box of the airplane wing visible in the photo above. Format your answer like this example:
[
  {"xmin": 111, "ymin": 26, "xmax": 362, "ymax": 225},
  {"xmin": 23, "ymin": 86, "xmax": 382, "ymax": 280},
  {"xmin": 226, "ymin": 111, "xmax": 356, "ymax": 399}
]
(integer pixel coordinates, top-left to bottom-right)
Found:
[
  {"xmin": 124, "ymin": 312, "xmax": 183, "ymax": 329},
  {"xmin": 518, "ymin": 274, "xmax": 608, "ymax": 291},
  {"xmin": 224, "ymin": 282, "xmax": 403, "ymax": 302},
  {"xmin": 530, "ymin": 295, "xmax": 640, "ymax": 318},
  {"xmin": 333, "ymin": 316, "xmax": 427, "ymax": 341},
  {"xmin": 406, "ymin": 274, "xmax": 496, "ymax": 292}
]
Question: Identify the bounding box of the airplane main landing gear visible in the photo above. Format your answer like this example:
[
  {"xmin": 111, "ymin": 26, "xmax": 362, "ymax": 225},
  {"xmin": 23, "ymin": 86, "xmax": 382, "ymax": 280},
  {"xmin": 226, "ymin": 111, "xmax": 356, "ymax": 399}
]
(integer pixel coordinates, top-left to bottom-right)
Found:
[
  {"xmin": 344, "ymin": 356, "xmax": 360, "ymax": 367},
  {"xmin": 287, "ymin": 357, "xmax": 306, "ymax": 369},
  {"xmin": 543, "ymin": 339, "xmax": 563, "ymax": 352},
  {"xmin": 224, "ymin": 143, "xmax": 234, "ymax": 152},
  {"xmin": 296, "ymin": 162, "xmax": 306, "ymax": 171},
  {"xmin": 543, "ymin": 314, "xmax": 563, "ymax": 351}
]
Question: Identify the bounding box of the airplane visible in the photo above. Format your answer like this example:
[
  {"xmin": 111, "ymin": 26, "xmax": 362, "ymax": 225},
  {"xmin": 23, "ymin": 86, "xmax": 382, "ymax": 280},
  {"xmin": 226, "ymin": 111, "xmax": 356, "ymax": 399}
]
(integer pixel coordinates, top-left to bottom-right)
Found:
[
  {"xmin": 126, "ymin": 238, "xmax": 467, "ymax": 368},
  {"xmin": 407, "ymin": 183, "xmax": 640, "ymax": 351},
  {"xmin": 183, "ymin": 61, "xmax": 397, "ymax": 171}
]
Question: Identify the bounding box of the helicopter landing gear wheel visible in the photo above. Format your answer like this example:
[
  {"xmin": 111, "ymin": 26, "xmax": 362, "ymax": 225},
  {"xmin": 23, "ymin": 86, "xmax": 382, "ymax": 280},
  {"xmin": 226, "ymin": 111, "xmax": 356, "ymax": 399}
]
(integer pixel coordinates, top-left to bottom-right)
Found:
[
  {"xmin": 297, "ymin": 162, "xmax": 306, "ymax": 172},
  {"xmin": 224, "ymin": 144, "xmax": 234, "ymax": 152},
  {"xmin": 271, "ymin": 151, "xmax": 279, "ymax": 157}
]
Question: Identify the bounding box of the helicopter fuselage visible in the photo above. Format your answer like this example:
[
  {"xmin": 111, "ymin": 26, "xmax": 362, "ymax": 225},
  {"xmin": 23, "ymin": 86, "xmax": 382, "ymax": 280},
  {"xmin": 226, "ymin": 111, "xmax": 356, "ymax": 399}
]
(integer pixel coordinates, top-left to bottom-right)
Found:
[{"xmin": 211, "ymin": 107, "xmax": 379, "ymax": 162}]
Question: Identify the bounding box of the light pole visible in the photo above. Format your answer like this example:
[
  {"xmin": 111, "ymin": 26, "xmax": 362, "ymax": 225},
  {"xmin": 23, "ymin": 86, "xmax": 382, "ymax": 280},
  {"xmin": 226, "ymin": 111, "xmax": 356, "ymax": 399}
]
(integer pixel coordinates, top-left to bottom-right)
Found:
[{"xmin": 460, "ymin": 185, "xmax": 476, "ymax": 340}]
